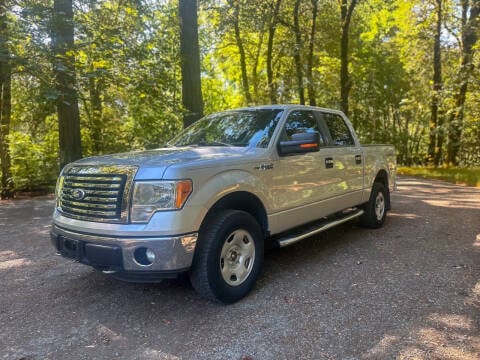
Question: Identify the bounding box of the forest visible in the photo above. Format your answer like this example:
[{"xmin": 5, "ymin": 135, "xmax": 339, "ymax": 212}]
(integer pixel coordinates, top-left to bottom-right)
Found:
[{"xmin": 0, "ymin": 0, "xmax": 479, "ymax": 198}]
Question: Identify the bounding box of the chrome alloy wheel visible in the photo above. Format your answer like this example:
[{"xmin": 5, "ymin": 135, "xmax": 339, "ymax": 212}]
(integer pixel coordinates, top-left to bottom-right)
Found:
[
  {"xmin": 375, "ymin": 192, "xmax": 385, "ymax": 221},
  {"xmin": 220, "ymin": 229, "xmax": 255, "ymax": 286}
]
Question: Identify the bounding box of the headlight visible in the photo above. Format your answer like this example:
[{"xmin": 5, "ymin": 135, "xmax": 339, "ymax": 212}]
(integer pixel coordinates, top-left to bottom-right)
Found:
[
  {"xmin": 55, "ymin": 175, "xmax": 65, "ymax": 208},
  {"xmin": 130, "ymin": 180, "xmax": 193, "ymax": 223}
]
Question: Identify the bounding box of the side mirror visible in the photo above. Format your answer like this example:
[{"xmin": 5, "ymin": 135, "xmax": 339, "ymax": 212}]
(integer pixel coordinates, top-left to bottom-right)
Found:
[{"xmin": 278, "ymin": 132, "xmax": 320, "ymax": 156}]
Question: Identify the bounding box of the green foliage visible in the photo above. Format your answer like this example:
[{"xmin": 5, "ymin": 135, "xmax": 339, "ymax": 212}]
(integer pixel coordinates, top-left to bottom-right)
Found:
[
  {"xmin": 9, "ymin": 116, "xmax": 59, "ymax": 192},
  {"xmin": 1, "ymin": 0, "xmax": 480, "ymax": 195},
  {"xmin": 460, "ymin": 86, "xmax": 480, "ymax": 167},
  {"xmin": 127, "ymin": 94, "xmax": 183, "ymax": 149},
  {"xmin": 75, "ymin": 0, "xmax": 182, "ymax": 154}
]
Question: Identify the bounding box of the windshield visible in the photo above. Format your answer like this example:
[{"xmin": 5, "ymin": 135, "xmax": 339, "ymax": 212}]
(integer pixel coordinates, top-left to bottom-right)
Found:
[{"xmin": 170, "ymin": 109, "xmax": 284, "ymax": 148}]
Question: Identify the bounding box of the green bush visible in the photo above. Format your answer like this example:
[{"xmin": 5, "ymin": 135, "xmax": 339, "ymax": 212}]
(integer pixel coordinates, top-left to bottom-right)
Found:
[
  {"xmin": 9, "ymin": 127, "xmax": 59, "ymax": 193},
  {"xmin": 398, "ymin": 167, "xmax": 480, "ymax": 187}
]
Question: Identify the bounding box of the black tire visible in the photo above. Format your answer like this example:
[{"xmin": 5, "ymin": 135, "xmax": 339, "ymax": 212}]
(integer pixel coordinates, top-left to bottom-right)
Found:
[
  {"xmin": 360, "ymin": 182, "xmax": 388, "ymax": 229},
  {"xmin": 189, "ymin": 210, "xmax": 264, "ymax": 304}
]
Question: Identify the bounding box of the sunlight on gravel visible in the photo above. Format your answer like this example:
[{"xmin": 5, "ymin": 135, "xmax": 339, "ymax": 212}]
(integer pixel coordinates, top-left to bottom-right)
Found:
[
  {"xmin": 0, "ymin": 250, "xmax": 32, "ymax": 270},
  {"xmin": 428, "ymin": 313, "xmax": 474, "ymax": 331},
  {"xmin": 387, "ymin": 212, "xmax": 420, "ymax": 219},
  {"xmin": 423, "ymin": 198, "xmax": 480, "ymax": 209},
  {"xmin": 474, "ymin": 234, "xmax": 480, "ymax": 247},
  {"xmin": 395, "ymin": 314, "xmax": 480, "ymax": 359},
  {"xmin": 0, "ymin": 257, "xmax": 32, "ymax": 270}
]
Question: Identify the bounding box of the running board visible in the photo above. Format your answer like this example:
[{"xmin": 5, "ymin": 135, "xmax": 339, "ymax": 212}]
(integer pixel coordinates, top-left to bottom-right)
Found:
[{"xmin": 274, "ymin": 209, "xmax": 364, "ymax": 248}]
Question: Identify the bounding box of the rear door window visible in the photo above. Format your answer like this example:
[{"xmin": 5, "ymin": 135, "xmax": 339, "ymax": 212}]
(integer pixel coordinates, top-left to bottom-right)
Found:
[{"xmin": 323, "ymin": 113, "xmax": 355, "ymax": 146}]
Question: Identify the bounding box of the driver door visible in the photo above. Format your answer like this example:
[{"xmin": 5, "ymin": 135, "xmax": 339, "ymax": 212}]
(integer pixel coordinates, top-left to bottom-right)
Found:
[{"xmin": 270, "ymin": 110, "xmax": 336, "ymax": 230}]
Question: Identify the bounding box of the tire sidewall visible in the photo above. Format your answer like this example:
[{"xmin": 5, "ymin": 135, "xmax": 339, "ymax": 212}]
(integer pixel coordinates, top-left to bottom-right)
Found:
[
  {"xmin": 361, "ymin": 182, "xmax": 387, "ymax": 228},
  {"xmin": 203, "ymin": 211, "xmax": 264, "ymax": 303}
]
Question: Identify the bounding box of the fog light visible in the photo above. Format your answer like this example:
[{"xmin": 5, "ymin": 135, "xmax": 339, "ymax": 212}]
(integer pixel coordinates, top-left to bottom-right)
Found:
[
  {"xmin": 146, "ymin": 248, "xmax": 155, "ymax": 263},
  {"xmin": 133, "ymin": 247, "xmax": 155, "ymax": 266}
]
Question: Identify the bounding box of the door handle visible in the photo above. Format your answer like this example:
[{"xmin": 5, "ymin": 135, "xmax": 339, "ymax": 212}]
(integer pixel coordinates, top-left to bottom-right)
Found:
[
  {"xmin": 355, "ymin": 155, "xmax": 362, "ymax": 165},
  {"xmin": 325, "ymin": 157, "xmax": 334, "ymax": 169}
]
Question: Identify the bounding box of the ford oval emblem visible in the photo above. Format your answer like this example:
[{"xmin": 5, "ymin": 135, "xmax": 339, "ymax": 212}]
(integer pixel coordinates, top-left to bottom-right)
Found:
[{"xmin": 71, "ymin": 189, "xmax": 86, "ymax": 201}]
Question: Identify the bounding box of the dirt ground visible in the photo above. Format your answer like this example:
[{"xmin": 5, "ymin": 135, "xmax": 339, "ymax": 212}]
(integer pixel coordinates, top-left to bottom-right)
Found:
[{"xmin": 0, "ymin": 177, "xmax": 479, "ymax": 360}]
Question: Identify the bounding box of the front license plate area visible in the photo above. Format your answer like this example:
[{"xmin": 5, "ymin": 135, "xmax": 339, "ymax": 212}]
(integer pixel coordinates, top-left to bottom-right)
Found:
[{"xmin": 59, "ymin": 236, "xmax": 81, "ymax": 260}]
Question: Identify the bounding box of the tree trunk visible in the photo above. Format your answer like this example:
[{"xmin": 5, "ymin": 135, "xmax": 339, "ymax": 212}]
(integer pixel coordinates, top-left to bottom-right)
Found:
[
  {"xmin": 89, "ymin": 75, "xmax": 103, "ymax": 154},
  {"xmin": 267, "ymin": 0, "xmax": 282, "ymax": 104},
  {"xmin": 427, "ymin": 0, "xmax": 444, "ymax": 166},
  {"xmin": 0, "ymin": 4, "xmax": 14, "ymax": 199},
  {"xmin": 293, "ymin": 0, "xmax": 305, "ymax": 104},
  {"xmin": 251, "ymin": 24, "xmax": 265, "ymax": 101},
  {"xmin": 446, "ymin": 0, "xmax": 479, "ymax": 165},
  {"xmin": 86, "ymin": 0, "xmax": 102, "ymax": 155},
  {"xmin": 52, "ymin": 0, "xmax": 82, "ymax": 169},
  {"xmin": 307, "ymin": 0, "xmax": 318, "ymax": 106},
  {"xmin": 340, "ymin": 0, "xmax": 357, "ymax": 116},
  {"xmin": 231, "ymin": 1, "xmax": 252, "ymax": 104},
  {"xmin": 179, "ymin": 0, "xmax": 204, "ymax": 128}
]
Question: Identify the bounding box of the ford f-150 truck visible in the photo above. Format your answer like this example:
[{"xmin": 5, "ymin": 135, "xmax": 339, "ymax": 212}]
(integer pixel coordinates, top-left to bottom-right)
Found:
[{"xmin": 51, "ymin": 105, "xmax": 396, "ymax": 303}]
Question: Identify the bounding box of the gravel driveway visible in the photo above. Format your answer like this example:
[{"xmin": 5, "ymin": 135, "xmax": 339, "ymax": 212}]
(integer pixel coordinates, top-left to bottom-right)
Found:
[{"xmin": 1, "ymin": 177, "xmax": 479, "ymax": 359}]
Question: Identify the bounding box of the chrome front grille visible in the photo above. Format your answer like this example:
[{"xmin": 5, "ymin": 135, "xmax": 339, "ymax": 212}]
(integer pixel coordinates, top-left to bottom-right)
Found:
[{"xmin": 57, "ymin": 165, "xmax": 137, "ymax": 223}]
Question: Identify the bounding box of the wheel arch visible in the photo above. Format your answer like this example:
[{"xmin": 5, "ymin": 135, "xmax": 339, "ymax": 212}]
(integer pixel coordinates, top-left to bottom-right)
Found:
[
  {"xmin": 201, "ymin": 191, "xmax": 269, "ymax": 237},
  {"xmin": 373, "ymin": 169, "xmax": 391, "ymax": 210}
]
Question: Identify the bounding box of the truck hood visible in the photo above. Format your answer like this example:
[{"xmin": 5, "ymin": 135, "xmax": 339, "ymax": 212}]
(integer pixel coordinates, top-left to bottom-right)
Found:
[{"xmin": 69, "ymin": 146, "xmax": 260, "ymax": 178}]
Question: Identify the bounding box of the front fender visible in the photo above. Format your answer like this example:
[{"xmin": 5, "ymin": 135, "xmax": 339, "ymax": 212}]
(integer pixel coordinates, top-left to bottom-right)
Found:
[{"xmin": 187, "ymin": 169, "xmax": 271, "ymax": 230}]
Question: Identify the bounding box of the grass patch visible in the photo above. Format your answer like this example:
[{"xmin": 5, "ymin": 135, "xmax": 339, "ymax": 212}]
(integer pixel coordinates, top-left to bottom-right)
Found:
[{"xmin": 397, "ymin": 167, "xmax": 480, "ymax": 187}]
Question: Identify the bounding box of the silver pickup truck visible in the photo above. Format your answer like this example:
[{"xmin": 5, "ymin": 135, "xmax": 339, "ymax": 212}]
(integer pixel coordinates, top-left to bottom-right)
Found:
[{"xmin": 51, "ymin": 105, "xmax": 396, "ymax": 303}]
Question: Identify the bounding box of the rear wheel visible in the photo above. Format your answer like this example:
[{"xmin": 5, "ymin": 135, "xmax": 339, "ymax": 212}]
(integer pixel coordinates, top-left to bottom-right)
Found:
[
  {"xmin": 189, "ymin": 210, "xmax": 264, "ymax": 303},
  {"xmin": 360, "ymin": 182, "xmax": 388, "ymax": 228}
]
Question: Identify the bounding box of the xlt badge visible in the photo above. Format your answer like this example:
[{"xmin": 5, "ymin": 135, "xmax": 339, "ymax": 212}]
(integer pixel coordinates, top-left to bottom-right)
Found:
[{"xmin": 254, "ymin": 163, "xmax": 274, "ymax": 171}]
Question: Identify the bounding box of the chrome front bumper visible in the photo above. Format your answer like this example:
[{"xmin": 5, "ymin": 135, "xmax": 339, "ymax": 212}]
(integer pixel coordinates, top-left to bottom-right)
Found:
[{"xmin": 51, "ymin": 225, "xmax": 198, "ymax": 280}]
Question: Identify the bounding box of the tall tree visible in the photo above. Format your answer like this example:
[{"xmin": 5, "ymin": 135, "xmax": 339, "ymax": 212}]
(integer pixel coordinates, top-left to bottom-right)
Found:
[
  {"xmin": 0, "ymin": 3, "xmax": 14, "ymax": 198},
  {"xmin": 52, "ymin": 0, "xmax": 82, "ymax": 168},
  {"xmin": 179, "ymin": 0, "xmax": 204, "ymax": 128},
  {"xmin": 83, "ymin": 0, "xmax": 104, "ymax": 154},
  {"xmin": 277, "ymin": 0, "xmax": 306, "ymax": 104},
  {"xmin": 427, "ymin": 0, "xmax": 444, "ymax": 166},
  {"xmin": 250, "ymin": 17, "xmax": 266, "ymax": 101},
  {"xmin": 307, "ymin": 0, "xmax": 319, "ymax": 106},
  {"xmin": 292, "ymin": 0, "xmax": 305, "ymax": 104},
  {"xmin": 266, "ymin": 0, "xmax": 282, "ymax": 104},
  {"xmin": 340, "ymin": 0, "xmax": 358, "ymax": 116},
  {"xmin": 229, "ymin": 0, "xmax": 253, "ymax": 104},
  {"xmin": 446, "ymin": 0, "xmax": 480, "ymax": 165}
]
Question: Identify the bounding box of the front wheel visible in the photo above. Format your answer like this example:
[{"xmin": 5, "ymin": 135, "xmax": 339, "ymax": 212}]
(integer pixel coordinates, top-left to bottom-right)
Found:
[
  {"xmin": 360, "ymin": 182, "xmax": 388, "ymax": 228},
  {"xmin": 189, "ymin": 210, "xmax": 264, "ymax": 303}
]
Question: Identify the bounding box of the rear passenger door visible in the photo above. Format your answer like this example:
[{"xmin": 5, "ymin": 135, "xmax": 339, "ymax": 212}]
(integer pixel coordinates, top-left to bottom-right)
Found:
[{"xmin": 319, "ymin": 111, "xmax": 364, "ymax": 204}]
